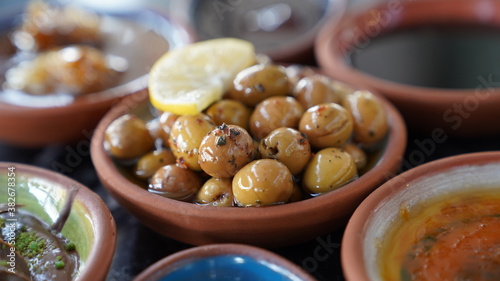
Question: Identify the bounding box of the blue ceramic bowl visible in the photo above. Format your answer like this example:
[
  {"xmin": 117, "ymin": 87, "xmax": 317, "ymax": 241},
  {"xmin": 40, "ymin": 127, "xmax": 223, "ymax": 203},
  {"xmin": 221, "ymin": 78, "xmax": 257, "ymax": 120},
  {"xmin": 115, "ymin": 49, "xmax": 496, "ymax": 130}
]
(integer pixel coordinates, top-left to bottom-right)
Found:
[{"xmin": 133, "ymin": 244, "xmax": 316, "ymax": 281}]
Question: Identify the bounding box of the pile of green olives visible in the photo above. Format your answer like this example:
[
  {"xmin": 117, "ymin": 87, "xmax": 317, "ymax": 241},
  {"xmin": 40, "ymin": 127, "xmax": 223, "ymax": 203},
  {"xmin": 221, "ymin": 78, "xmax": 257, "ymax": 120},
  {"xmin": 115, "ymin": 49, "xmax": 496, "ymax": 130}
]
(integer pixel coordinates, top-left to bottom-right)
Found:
[{"xmin": 104, "ymin": 61, "xmax": 389, "ymax": 207}]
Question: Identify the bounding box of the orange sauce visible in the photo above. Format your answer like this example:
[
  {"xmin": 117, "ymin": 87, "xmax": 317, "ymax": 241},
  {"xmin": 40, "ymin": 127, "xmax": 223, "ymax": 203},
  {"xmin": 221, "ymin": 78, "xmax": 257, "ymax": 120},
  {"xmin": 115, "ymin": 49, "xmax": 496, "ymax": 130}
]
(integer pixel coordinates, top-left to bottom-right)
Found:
[{"xmin": 380, "ymin": 189, "xmax": 500, "ymax": 281}]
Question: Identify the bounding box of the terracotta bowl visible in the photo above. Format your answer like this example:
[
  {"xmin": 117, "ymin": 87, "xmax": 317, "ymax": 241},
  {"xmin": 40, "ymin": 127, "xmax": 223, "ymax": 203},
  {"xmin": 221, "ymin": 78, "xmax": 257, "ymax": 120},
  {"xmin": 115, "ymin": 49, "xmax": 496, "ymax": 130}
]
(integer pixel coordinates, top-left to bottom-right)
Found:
[
  {"xmin": 0, "ymin": 162, "xmax": 116, "ymax": 281},
  {"xmin": 316, "ymin": 0, "xmax": 500, "ymax": 137},
  {"xmin": 0, "ymin": 3, "xmax": 194, "ymax": 147},
  {"xmin": 169, "ymin": 0, "xmax": 346, "ymax": 64},
  {"xmin": 90, "ymin": 85, "xmax": 407, "ymax": 248},
  {"xmin": 342, "ymin": 151, "xmax": 500, "ymax": 281},
  {"xmin": 133, "ymin": 243, "xmax": 316, "ymax": 281}
]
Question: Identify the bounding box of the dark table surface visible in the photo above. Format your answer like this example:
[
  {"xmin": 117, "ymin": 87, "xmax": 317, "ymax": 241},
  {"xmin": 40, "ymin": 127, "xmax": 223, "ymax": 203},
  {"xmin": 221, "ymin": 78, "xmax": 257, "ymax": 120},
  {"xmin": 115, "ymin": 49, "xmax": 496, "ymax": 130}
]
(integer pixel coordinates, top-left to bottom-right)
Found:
[{"xmin": 1, "ymin": 128, "xmax": 499, "ymax": 281}]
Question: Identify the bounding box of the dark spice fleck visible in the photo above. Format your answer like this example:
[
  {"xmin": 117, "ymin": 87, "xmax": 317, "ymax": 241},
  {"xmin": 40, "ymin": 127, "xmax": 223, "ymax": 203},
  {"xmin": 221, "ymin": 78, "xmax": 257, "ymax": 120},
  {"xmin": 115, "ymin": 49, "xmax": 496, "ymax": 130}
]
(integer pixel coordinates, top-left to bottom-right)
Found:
[
  {"xmin": 255, "ymin": 83, "xmax": 265, "ymax": 92},
  {"xmin": 270, "ymin": 146, "xmax": 279, "ymax": 156},
  {"xmin": 229, "ymin": 128, "xmax": 240, "ymax": 136},
  {"xmin": 218, "ymin": 123, "xmax": 228, "ymax": 131},
  {"xmin": 228, "ymin": 156, "xmax": 236, "ymax": 167},
  {"xmin": 299, "ymin": 132, "xmax": 308, "ymax": 144},
  {"xmin": 217, "ymin": 136, "xmax": 227, "ymax": 146}
]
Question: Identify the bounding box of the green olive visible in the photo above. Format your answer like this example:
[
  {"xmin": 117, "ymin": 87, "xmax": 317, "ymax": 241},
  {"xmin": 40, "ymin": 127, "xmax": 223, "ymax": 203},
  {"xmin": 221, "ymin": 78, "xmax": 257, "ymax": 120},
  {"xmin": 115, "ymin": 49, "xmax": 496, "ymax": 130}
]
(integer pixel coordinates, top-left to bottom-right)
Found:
[
  {"xmin": 330, "ymin": 80, "xmax": 356, "ymax": 103},
  {"xmin": 285, "ymin": 64, "xmax": 317, "ymax": 87},
  {"xmin": 104, "ymin": 114, "xmax": 155, "ymax": 160},
  {"xmin": 168, "ymin": 113, "xmax": 216, "ymax": 171},
  {"xmin": 259, "ymin": 127, "xmax": 311, "ymax": 175},
  {"xmin": 342, "ymin": 143, "xmax": 368, "ymax": 170},
  {"xmin": 302, "ymin": 147, "xmax": 358, "ymax": 195},
  {"xmin": 288, "ymin": 182, "xmax": 305, "ymax": 203},
  {"xmin": 292, "ymin": 75, "xmax": 342, "ymax": 109},
  {"xmin": 226, "ymin": 64, "xmax": 290, "ymax": 107},
  {"xmin": 148, "ymin": 164, "xmax": 202, "ymax": 201},
  {"xmin": 299, "ymin": 103, "xmax": 353, "ymax": 148},
  {"xmin": 194, "ymin": 178, "xmax": 234, "ymax": 207},
  {"xmin": 250, "ymin": 96, "xmax": 305, "ymax": 140},
  {"xmin": 205, "ymin": 99, "xmax": 252, "ymax": 131},
  {"xmin": 133, "ymin": 149, "xmax": 176, "ymax": 181},
  {"xmin": 198, "ymin": 124, "xmax": 255, "ymax": 178},
  {"xmin": 342, "ymin": 90, "xmax": 388, "ymax": 147},
  {"xmin": 232, "ymin": 159, "xmax": 293, "ymax": 207},
  {"xmin": 158, "ymin": 111, "xmax": 179, "ymax": 145}
]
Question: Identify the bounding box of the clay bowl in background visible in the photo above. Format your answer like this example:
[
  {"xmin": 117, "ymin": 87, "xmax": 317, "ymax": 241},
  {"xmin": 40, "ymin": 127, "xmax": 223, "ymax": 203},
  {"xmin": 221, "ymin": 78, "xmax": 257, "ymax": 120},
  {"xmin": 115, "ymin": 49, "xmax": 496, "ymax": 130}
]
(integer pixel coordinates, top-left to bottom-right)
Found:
[
  {"xmin": 90, "ymin": 85, "xmax": 407, "ymax": 248},
  {"xmin": 316, "ymin": 0, "xmax": 500, "ymax": 137},
  {"xmin": 0, "ymin": 2, "xmax": 194, "ymax": 147},
  {"xmin": 342, "ymin": 151, "xmax": 500, "ymax": 281},
  {"xmin": 133, "ymin": 244, "xmax": 317, "ymax": 281},
  {"xmin": 169, "ymin": 0, "xmax": 346, "ymax": 64},
  {"xmin": 0, "ymin": 162, "xmax": 116, "ymax": 281}
]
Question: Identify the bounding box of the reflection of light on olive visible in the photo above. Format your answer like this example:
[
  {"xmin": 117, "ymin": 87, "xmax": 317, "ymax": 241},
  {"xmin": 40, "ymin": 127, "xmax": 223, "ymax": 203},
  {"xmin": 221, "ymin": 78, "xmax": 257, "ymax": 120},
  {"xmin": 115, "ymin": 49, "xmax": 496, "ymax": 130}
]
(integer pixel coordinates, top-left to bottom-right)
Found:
[
  {"xmin": 259, "ymin": 127, "xmax": 311, "ymax": 175},
  {"xmin": 293, "ymin": 75, "xmax": 342, "ymax": 109},
  {"xmin": 104, "ymin": 114, "xmax": 155, "ymax": 160},
  {"xmin": 199, "ymin": 124, "xmax": 254, "ymax": 178},
  {"xmin": 206, "ymin": 100, "xmax": 252, "ymax": 131},
  {"xmin": 299, "ymin": 103, "xmax": 354, "ymax": 148},
  {"xmin": 134, "ymin": 149, "xmax": 176, "ymax": 180},
  {"xmin": 232, "ymin": 159, "xmax": 293, "ymax": 207},
  {"xmin": 149, "ymin": 165, "xmax": 202, "ymax": 202},
  {"xmin": 195, "ymin": 178, "xmax": 234, "ymax": 207},
  {"xmin": 342, "ymin": 143, "xmax": 368, "ymax": 170},
  {"xmin": 227, "ymin": 64, "xmax": 290, "ymax": 107},
  {"xmin": 250, "ymin": 96, "xmax": 304, "ymax": 140},
  {"xmin": 168, "ymin": 113, "xmax": 216, "ymax": 171},
  {"xmin": 342, "ymin": 90, "xmax": 388, "ymax": 147},
  {"xmin": 302, "ymin": 148, "xmax": 358, "ymax": 195}
]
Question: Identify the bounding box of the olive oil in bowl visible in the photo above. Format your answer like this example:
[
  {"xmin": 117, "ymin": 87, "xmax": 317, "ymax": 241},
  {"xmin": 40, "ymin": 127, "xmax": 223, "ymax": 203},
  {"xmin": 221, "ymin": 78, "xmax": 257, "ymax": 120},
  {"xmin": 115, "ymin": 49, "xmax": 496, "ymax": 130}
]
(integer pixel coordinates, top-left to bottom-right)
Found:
[{"xmin": 350, "ymin": 25, "xmax": 500, "ymax": 89}]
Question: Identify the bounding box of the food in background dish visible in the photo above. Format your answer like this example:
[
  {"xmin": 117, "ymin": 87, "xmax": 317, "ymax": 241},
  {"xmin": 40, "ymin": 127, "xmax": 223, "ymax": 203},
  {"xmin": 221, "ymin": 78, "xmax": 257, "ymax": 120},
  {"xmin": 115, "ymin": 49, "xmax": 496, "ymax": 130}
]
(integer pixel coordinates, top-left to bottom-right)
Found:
[
  {"xmin": 5, "ymin": 45, "xmax": 122, "ymax": 96},
  {"xmin": 1, "ymin": 0, "xmax": 127, "ymax": 100},
  {"xmin": 11, "ymin": 0, "xmax": 100, "ymax": 52},
  {"xmin": 104, "ymin": 38, "xmax": 389, "ymax": 207},
  {"xmin": 379, "ymin": 189, "xmax": 500, "ymax": 281}
]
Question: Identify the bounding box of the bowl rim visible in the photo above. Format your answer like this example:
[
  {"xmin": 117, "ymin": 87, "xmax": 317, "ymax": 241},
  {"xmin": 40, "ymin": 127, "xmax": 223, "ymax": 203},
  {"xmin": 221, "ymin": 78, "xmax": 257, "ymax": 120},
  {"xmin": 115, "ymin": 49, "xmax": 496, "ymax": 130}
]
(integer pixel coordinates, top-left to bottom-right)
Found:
[
  {"xmin": 132, "ymin": 243, "xmax": 317, "ymax": 281},
  {"xmin": 170, "ymin": 0, "xmax": 347, "ymax": 62},
  {"xmin": 0, "ymin": 162, "xmax": 116, "ymax": 281},
  {"xmin": 90, "ymin": 83, "xmax": 406, "ymax": 245},
  {"xmin": 315, "ymin": 0, "xmax": 500, "ymax": 104},
  {"xmin": 341, "ymin": 151, "xmax": 500, "ymax": 281}
]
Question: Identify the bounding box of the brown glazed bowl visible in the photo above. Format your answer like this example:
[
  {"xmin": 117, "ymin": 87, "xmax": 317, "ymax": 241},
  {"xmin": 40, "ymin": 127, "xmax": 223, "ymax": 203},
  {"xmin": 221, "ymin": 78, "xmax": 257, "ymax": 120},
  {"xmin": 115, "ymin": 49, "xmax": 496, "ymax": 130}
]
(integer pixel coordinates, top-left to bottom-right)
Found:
[
  {"xmin": 316, "ymin": 0, "xmax": 500, "ymax": 137},
  {"xmin": 133, "ymin": 244, "xmax": 317, "ymax": 281},
  {"xmin": 342, "ymin": 151, "xmax": 500, "ymax": 281},
  {"xmin": 0, "ymin": 162, "xmax": 116, "ymax": 281},
  {"xmin": 0, "ymin": 3, "xmax": 194, "ymax": 147},
  {"xmin": 90, "ymin": 85, "xmax": 407, "ymax": 248}
]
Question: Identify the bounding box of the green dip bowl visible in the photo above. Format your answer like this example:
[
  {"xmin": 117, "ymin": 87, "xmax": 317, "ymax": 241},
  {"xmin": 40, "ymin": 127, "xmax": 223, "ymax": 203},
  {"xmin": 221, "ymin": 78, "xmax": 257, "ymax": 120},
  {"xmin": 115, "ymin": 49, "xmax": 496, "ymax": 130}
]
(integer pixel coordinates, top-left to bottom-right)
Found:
[{"xmin": 0, "ymin": 162, "xmax": 116, "ymax": 281}]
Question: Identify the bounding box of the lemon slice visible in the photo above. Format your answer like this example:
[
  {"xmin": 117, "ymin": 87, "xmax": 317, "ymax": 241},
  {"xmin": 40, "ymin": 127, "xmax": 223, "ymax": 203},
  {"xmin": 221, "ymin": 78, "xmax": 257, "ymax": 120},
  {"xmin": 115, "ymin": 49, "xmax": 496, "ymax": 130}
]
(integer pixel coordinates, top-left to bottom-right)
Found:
[{"xmin": 148, "ymin": 38, "xmax": 256, "ymax": 115}]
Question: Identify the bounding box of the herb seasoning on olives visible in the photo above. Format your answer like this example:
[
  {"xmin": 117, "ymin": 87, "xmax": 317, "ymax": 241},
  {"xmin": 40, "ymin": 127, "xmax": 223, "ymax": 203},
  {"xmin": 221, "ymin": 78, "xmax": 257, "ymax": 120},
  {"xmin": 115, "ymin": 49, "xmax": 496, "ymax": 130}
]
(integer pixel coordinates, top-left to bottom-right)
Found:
[{"xmin": 104, "ymin": 59, "xmax": 389, "ymax": 207}]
